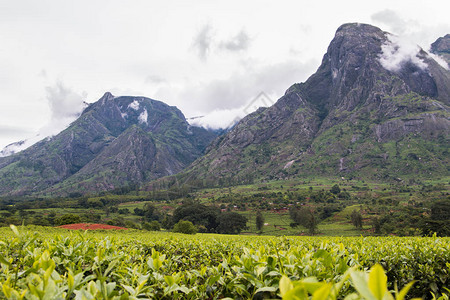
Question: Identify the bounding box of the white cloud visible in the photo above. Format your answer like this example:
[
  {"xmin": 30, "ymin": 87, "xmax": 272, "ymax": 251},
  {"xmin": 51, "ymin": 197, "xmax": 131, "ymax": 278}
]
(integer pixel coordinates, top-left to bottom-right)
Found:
[
  {"xmin": 371, "ymin": 9, "xmax": 410, "ymax": 35},
  {"xmin": 219, "ymin": 30, "xmax": 251, "ymax": 52},
  {"xmin": 371, "ymin": 9, "xmax": 450, "ymax": 71},
  {"xmin": 370, "ymin": 9, "xmax": 450, "ymax": 48},
  {"xmin": 189, "ymin": 93, "xmax": 273, "ymax": 130},
  {"xmin": 0, "ymin": 126, "xmax": 35, "ymax": 157},
  {"xmin": 192, "ymin": 24, "xmax": 214, "ymax": 60},
  {"xmin": 41, "ymin": 81, "xmax": 87, "ymax": 138},
  {"xmin": 428, "ymin": 52, "xmax": 449, "ymax": 70},
  {"xmin": 189, "ymin": 107, "xmax": 245, "ymax": 129},
  {"xmin": 145, "ymin": 75, "xmax": 166, "ymax": 84},
  {"xmin": 46, "ymin": 81, "xmax": 86, "ymax": 122},
  {"xmin": 138, "ymin": 108, "xmax": 148, "ymax": 124},
  {"xmin": 0, "ymin": 81, "xmax": 86, "ymax": 156},
  {"xmin": 379, "ymin": 34, "xmax": 428, "ymax": 72},
  {"xmin": 0, "ymin": 125, "xmax": 33, "ymax": 137},
  {"xmin": 128, "ymin": 100, "xmax": 140, "ymax": 110},
  {"xmin": 165, "ymin": 58, "xmax": 317, "ymax": 118},
  {"xmin": 0, "ymin": 134, "xmax": 48, "ymax": 157},
  {"xmin": 192, "ymin": 26, "xmax": 252, "ymax": 59}
]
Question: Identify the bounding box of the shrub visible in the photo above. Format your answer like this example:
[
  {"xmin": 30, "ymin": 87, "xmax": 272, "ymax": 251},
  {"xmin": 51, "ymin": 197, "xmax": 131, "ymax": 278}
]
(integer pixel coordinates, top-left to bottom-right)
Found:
[
  {"xmin": 172, "ymin": 220, "xmax": 197, "ymax": 234},
  {"xmin": 142, "ymin": 220, "xmax": 161, "ymax": 231},
  {"xmin": 55, "ymin": 214, "xmax": 81, "ymax": 226}
]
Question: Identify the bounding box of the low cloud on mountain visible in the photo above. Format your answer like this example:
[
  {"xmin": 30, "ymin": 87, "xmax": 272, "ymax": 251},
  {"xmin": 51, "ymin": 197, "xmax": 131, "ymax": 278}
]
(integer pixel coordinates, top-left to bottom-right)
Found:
[
  {"xmin": 158, "ymin": 58, "xmax": 318, "ymax": 129},
  {"xmin": 379, "ymin": 34, "xmax": 428, "ymax": 72},
  {"xmin": 0, "ymin": 81, "xmax": 86, "ymax": 156}
]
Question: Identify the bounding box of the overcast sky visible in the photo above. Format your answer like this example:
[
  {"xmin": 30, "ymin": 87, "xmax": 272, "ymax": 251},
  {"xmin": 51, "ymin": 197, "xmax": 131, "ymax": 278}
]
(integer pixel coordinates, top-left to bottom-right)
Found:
[{"xmin": 0, "ymin": 0, "xmax": 449, "ymax": 151}]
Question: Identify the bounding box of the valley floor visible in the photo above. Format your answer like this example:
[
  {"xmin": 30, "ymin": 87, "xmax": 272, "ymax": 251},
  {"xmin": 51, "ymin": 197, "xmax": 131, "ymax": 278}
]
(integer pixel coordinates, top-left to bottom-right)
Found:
[{"xmin": 1, "ymin": 177, "xmax": 449, "ymax": 236}]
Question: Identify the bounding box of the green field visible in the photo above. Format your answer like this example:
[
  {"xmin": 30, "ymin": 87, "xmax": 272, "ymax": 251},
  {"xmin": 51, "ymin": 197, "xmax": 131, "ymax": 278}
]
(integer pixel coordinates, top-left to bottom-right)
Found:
[
  {"xmin": 2, "ymin": 177, "xmax": 448, "ymax": 237},
  {"xmin": 0, "ymin": 225, "xmax": 448, "ymax": 299}
]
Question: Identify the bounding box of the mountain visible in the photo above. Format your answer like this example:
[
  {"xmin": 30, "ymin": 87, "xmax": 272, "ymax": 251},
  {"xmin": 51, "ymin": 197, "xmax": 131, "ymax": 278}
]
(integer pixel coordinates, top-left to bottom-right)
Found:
[
  {"xmin": 175, "ymin": 23, "xmax": 449, "ymax": 185},
  {"xmin": 0, "ymin": 93, "xmax": 216, "ymax": 196},
  {"xmin": 431, "ymin": 34, "xmax": 450, "ymax": 65},
  {"xmin": 1, "ymin": 23, "xmax": 448, "ymax": 196}
]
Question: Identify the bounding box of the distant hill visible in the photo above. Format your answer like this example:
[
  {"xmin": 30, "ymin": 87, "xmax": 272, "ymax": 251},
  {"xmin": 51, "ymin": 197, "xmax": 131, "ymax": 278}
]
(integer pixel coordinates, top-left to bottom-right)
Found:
[{"xmin": 0, "ymin": 93, "xmax": 216, "ymax": 196}]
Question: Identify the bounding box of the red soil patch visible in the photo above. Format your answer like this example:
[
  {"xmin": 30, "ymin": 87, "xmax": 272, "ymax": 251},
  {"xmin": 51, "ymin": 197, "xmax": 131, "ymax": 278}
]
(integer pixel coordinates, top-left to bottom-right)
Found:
[{"xmin": 58, "ymin": 223, "xmax": 128, "ymax": 230}]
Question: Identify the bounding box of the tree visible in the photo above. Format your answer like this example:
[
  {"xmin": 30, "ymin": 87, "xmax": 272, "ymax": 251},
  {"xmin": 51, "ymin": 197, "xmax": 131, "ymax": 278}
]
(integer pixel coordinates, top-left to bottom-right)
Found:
[
  {"xmin": 330, "ymin": 184, "xmax": 341, "ymax": 195},
  {"xmin": 134, "ymin": 204, "xmax": 160, "ymax": 221},
  {"xmin": 216, "ymin": 212, "xmax": 248, "ymax": 234},
  {"xmin": 372, "ymin": 217, "xmax": 381, "ymax": 234},
  {"xmin": 77, "ymin": 197, "xmax": 88, "ymax": 207},
  {"xmin": 351, "ymin": 210, "xmax": 363, "ymax": 229},
  {"xmin": 107, "ymin": 217, "xmax": 126, "ymax": 227},
  {"xmin": 289, "ymin": 207, "xmax": 318, "ymax": 235},
  {"xmin": 173, "ymin": 203, "xmax": 219, "ymax": 232},
  {"xmin": 47, "ymin": 212, "xmax": 56, "ymax": 226},
  {"xmin": 81, "ymin": 213, "xmax": 101, "ymax": 223},
  {"xmin": 118, "ymin": 208, "xmax": 130, "ymax": 215},
  {"xmin": 161, "ymin": 215, "xmax": 173, "ymax": 229},
  {"xmin": 142, "ymin": 220, "xmax": 161, "ymax": 231},
  {"xmin": 430, "ymin": 199, "xmax": 450, "ymax": 221},
  {"xmin": 55, "ymin": 214, "xmax": 82, "ymax": 226},
  {"xmin": 256, "ymin": 210, "xmax": 265, "ymax": 233},
  {"xmin": 304, "ymin": 210, "xmax": 318, "ymax": 235},
  {"xmin": 173, "ymin": 220, "xmax": 197, "ymax": 234},
  {"xmin": 30, "ymin": 215, "xmax": 50, "ymax": 226},
  {"xmin": 422, "ymin": 199, "xmax": 450, "ymax": 236}
]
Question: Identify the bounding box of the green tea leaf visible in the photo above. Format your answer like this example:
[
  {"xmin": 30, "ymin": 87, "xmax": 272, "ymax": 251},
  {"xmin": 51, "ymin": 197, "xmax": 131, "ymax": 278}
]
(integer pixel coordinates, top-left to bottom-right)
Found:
[
  {"xmin": 10, "ymin": 224, "xmax": 19, "ymax": 236},
  {"xmin": 255, "ymin": 286, "xmax": 277, "ymax": 293},
  {"xmin": 368, "ymin": 264, "xmax": 387, "ymax": 300},
  {"xmin": 396, "ymin": 281, "xmax": 416, "ymax": 300},
  {"xmin": 280, "ymin": 275, "xmax": 294, "ymax": 296},
  {"xmin": 350, "ymin": 271, "xmax": 376, "ymax": 300},
  {"xmin": 312, "ymin": 283, "xmax": 332, "ymax": 300},
  {"xmin": 0, "ymin": 255, "xmax": 11, "ymax": 268}
]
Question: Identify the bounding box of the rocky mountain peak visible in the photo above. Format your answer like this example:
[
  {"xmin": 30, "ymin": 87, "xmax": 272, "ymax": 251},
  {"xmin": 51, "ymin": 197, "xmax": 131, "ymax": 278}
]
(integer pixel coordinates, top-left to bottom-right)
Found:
[
  {"xmin": 431, "ymin": 34, "xmax": 450, "ymax": 65},
  {"xmin": 0, "ymin": 92, "xmax": 217, "ymax": 196},
  {"xmin": 179, "ymin": 23, "xmax": 450, "ymax": 185},
  {"xmin": 334, "ymin": 23, "xmax": 386, "ymax": 39},
  {"xmin": 100, "ymin": 91, "xmax": 115, "ymax": 101},
  {"xmin": 431, "ymin": 34, "xmax": 450, "ymax": 53},
  {"xmin": 292, "ymin": 22, "xmax": 449, "ymax": 117}
]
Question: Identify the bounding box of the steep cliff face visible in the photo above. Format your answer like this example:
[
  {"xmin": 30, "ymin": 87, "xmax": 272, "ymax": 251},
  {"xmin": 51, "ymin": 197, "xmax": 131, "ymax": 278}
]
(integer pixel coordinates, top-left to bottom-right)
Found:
[
  {"xmin": 183, "ymin": 23, "xmax": 449, "ymax": 183},
  {"xmin": 0, "ymin": 93, "xmax": 216, "ymax": 196}
]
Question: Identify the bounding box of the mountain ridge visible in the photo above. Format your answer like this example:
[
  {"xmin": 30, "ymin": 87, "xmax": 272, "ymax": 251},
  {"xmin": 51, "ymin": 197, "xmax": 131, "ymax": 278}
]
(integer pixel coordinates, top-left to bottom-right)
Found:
[
  {"xmin": 168, "ymin": 23, "xmax": 449, "ymax": 186},
  {"xmin": 0, "ymin": 93, "xmax": 216, "ymax": 196},
  {"xmin": 0, "ymin": 23, "xmax": 448, "ymax": 197}
]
